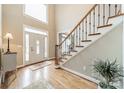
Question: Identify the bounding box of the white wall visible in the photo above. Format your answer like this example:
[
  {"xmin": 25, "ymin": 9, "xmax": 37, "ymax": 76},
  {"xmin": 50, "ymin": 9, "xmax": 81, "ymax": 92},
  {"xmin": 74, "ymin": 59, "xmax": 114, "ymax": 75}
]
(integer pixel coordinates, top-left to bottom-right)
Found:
[{"xmin": 63, "ymin": 23, "xmax": 123, "ymax": 88}]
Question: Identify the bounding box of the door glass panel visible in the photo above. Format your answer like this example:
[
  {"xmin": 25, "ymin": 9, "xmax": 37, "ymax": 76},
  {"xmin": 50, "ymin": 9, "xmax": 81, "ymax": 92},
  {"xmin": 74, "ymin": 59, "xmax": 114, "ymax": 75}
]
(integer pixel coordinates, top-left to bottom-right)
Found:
[
  {"xmin": 36, "ymin": 40, "xmax": 40, "ymax": 54},
  {"xmin": 44, "ymin": 36, "xmax": 48, "ymax": 58},
  {"xmin": 25, "ymin": 33, "xmax": 29, "ymax": 61}
]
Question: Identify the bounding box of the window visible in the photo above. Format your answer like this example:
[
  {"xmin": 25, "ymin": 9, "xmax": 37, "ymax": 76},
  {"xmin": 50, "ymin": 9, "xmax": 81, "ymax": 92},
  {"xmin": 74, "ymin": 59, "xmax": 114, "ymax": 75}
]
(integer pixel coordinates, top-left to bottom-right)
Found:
[
  {"xmin": 36, "ymin": 40, "xmax": 40, "ymax": 54},
  {"xmin": 24, "ymin": 4, "xmax": 48, "ymax": 23}
]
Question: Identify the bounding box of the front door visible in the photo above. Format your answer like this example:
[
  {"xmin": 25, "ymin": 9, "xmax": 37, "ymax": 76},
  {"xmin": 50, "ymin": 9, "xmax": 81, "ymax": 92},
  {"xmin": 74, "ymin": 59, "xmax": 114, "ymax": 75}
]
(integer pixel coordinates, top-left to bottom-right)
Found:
[{"xmin": 24, "ymin": 28, "xmax": 47, "ymax": 65}]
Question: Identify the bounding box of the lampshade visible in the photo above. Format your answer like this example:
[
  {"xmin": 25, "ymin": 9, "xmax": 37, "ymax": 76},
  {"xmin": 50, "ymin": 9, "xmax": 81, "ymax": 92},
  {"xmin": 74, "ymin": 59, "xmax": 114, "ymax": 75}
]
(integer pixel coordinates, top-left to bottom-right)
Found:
[{"xmin": 4, "ymin": 32, "xmax": 13, "ymax": 39}]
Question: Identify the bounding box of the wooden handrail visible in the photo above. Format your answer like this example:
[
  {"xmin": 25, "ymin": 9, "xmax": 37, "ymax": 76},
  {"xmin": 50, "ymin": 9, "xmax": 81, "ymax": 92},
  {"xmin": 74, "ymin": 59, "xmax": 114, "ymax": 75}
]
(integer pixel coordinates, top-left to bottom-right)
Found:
[{"xmin": 59, "ymin": 4, "xmax": 97, "ymax": 46}]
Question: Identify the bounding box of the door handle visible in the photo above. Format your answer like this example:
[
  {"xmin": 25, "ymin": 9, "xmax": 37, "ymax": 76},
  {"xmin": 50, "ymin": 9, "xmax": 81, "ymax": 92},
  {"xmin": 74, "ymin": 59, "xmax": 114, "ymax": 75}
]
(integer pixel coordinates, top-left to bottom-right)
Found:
[{"xmin": 30, "ymin": 47, "xmax": 34, "ymax": 52}]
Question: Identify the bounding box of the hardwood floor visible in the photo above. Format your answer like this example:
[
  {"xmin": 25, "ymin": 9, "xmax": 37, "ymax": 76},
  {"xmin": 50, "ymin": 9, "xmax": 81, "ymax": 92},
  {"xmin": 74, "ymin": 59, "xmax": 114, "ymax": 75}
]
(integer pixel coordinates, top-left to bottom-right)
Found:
[{"xmin": 6, "ymin": 61, "xmax": 97, "ymax": 89}]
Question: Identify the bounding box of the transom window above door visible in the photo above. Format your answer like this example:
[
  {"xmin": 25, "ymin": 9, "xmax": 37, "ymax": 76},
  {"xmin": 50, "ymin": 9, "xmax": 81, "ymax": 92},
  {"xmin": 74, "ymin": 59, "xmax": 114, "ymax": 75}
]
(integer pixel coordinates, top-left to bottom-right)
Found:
[{"xmin": 24, "ymin": 4, "xmax": 48, "ymax": 23}]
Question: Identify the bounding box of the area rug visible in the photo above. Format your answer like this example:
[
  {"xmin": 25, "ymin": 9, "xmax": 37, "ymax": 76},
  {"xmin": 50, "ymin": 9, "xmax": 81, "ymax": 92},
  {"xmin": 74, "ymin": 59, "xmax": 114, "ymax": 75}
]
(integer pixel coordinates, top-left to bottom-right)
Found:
[
  {"xmin": 29, "ymin": 61, "xmax": 52, "ymax": 71},
  {"xmin": 24, "ymin": 80, "xmax": 54, "ymax": 89}
]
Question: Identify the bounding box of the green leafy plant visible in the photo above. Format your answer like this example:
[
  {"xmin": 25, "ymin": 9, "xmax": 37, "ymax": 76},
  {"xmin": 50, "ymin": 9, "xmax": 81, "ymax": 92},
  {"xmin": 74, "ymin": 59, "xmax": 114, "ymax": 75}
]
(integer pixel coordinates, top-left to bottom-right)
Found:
[{"xmin": 93, "ymin": 59, "xmax": 123, "ymax": 89}]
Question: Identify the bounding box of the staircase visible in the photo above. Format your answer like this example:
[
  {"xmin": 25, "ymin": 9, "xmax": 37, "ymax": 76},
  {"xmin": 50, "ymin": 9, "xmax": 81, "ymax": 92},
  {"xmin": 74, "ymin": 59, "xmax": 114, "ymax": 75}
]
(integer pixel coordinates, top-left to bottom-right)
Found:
[{"xmin": 55, "ymin": 4, "xmax": 123, "ymax": 85}]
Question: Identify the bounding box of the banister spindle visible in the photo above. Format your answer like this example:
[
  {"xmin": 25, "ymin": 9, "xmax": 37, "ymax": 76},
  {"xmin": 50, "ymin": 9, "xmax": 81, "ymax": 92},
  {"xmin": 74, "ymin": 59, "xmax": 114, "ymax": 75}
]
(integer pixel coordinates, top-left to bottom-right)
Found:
[
  {"xmin": 75, "ymin": 31, "xmax": 77, "ymax": 47},
  {"xmin": 109, "ymin": 4, "xmax": 111, "ymax": 17},
  {"xmin": 98, "ymin": 4, "xmax": 100, "ymax": 26},
  {"xmin": 61, "ymin": 44, "xmax": 63, "ymax": 55},
  {"xmin": 59, "ymin": 45, "xmax": 61, "ymax": 60},
  {"xmin": 60, "ymin": 44, "xmax": 62, "ymax": 59},
  {"xmin": 76, "ymin": 29, "xmax": 78, "ymax": 46},
  {"xmin": 103, "ymin": 4, "xmax": 105, "ymax": 25},
  {"xmin": 74, "ymin": 31, "xmax": 76, "ymax": 47},
  {"xmin": 81, "ymin": 22, "xmax": 82, "ymax": 40},
  {"xmin": 61, "ymin": 45, "xmax": 63, "ymax": 57},
  {"xmin": 65, "ymin": 40, "xmax": 66, "ymax": 55},
  {"xmin": 82, "ymin": 21, "xmax": 84, "ymax": 41},
  {"xmin": 72, "ymin": 33, "xmax": 74, "ymax": 49},
  {"xmin": 70, "ymin": 34, "xmax": 73, "ymax": 51},
  {"xmin": 79, "ymin": 25, "xmax": 81, "ymax": 46},
  {"xmin": 73, "ymin": 32, "xmax": 75, "ymax": 47},
  {"xmin": 77, "ymin": 27, "xmax": 79, "ymax": 46},
  {"xmin": 69, "ymin": 35, "xmax": 72, "ymax": 54},
  {"xmin": 93, "ymin": 9, "xmax": 95, "ymax": 33},
  {"xmin": 70, "ymin": 35, "xmax": 72, "ymax": 52},
  {"xmin": 89, "ymin": 13, "xmax": 91, "ymax": 34},
  {"xmin": 85, "ymin": 18, "xmax": 87, "ymax": 40},
  {"xmin": 74, "ymin": 30, "xmax": 76, "ymax": 46},
  {"xmin": 115, "ymin": 4, "xmax": 117, "ymax": 15}
]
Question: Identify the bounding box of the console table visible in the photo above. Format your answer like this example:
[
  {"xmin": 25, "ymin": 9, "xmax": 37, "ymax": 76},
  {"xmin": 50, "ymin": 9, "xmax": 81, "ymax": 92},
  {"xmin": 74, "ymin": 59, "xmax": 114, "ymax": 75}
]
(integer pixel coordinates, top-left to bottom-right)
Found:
[{"xmin": 1, "ymin": 52, "xmax": 17, "ymax": 83}]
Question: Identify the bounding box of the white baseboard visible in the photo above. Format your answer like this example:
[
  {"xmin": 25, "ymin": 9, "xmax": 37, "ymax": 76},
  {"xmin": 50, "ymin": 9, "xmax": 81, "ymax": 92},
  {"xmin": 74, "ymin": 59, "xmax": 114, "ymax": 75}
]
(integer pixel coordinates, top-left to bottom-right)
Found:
[
  {"xmin": 16, "ymin": 65, "xmax": 24, "ymax": 69},
  {"xmin": 17, "ymin": 57, "xmax": 55, "ymax": 69},
  {"xmin": 61, "ymin": 66, "xmax": 99, "ymax": 84}
]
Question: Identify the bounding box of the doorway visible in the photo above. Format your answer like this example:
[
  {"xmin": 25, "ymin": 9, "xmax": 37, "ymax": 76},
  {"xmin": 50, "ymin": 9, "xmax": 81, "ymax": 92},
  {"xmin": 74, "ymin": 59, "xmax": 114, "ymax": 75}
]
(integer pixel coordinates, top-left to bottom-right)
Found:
[{"xmin": 23, "ymin": 26, "xmax": 48, "ymax": 65}]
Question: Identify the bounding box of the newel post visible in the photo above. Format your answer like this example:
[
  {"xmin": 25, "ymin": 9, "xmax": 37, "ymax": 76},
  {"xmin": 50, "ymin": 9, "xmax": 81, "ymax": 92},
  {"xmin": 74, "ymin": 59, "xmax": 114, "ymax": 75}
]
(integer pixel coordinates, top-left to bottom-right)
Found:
[{"xmin": 55, "ymin": 45, "xmax": 60, "ymax": 68}]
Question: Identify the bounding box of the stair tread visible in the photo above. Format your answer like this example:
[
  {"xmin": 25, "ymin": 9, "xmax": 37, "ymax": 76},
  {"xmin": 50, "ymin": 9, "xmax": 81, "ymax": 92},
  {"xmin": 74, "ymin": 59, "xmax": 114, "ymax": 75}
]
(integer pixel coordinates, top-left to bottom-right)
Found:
[
  {"xmin": 64, "ymin": 54, "xmax": 72, "ymax": 56},
  {"xmin": 60, "ymin": 60, "xmax": 64, "ymax": 62},
  {"xmin": 62, "ymin": 57, "xmax": 68, "ymax": 59},
  {"xmin": 71, "ymin": 50, "xmax": 78, "ymax": 52},
  {"xmin": 67, "ymin": 54, "xmax": 72, "ymax": 56},
  {"xmin": 82, "ymin": 40, "xmax": 92, "ymax": 42},
  {"xmin": 76, "ymin": 45, "xmax": 84, "ymax": 47},
  {"xmin": 88, "ymin": 33, "xmax": 101, "ymax": 36},
  {"xmin": 108, "ymin": 13, "xmax": 124, "ymax": 19},
  {"xmin": 97, "ymin": 24, "xmax": 112, "ymax": 28},
  {"xmin": 106, "ymin": 13, "xmax": 124, "ymax": 24}
]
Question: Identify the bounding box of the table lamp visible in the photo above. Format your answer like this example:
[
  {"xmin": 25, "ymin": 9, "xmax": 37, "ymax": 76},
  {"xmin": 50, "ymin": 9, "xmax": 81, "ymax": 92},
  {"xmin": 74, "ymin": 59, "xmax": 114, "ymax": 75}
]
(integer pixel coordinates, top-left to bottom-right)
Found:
[{"xmin": 4, "ymin": 32, "xmax": 13, "ymax": 53}]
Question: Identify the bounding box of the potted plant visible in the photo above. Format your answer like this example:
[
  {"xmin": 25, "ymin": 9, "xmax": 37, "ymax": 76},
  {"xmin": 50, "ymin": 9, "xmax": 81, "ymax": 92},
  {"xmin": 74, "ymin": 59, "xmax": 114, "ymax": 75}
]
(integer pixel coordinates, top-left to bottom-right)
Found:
[{"xmin": 93, "ymin": 59, "xmax": 123, "ymax": 89}]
